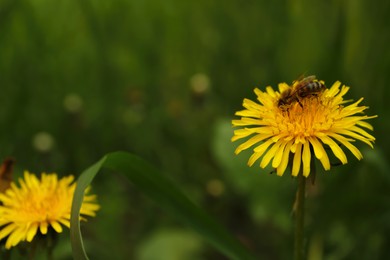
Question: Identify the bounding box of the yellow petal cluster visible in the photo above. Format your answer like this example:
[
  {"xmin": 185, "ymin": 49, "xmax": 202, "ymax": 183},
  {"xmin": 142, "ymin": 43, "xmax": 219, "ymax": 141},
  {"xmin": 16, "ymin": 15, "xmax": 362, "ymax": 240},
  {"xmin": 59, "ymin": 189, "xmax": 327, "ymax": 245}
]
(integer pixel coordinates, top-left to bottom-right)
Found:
[
  {"xmin": 0, "ymin": 171, "xmax": 99, "ymax": 249},
  {"xmin": 232, "ymin": 81, "xmax": 376, "ymax": 177}
]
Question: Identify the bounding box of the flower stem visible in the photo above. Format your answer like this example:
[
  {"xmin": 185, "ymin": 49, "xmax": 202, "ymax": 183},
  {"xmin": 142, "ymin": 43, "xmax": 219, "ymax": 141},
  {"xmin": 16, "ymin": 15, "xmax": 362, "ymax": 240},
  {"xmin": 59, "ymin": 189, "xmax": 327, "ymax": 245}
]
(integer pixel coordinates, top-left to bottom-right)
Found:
[{"xmin": 294, "ymin": 172, "xmax": 306, "ymax": 260}]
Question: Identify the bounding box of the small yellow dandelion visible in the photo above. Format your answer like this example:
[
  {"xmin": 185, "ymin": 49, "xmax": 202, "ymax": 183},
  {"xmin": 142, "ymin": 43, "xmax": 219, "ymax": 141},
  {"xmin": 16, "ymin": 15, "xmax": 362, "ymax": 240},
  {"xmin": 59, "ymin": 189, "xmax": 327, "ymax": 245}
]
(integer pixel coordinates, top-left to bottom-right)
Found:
[
  {"xmin": 232, "ymin": 76, "xmax": 376, "ymax": 177},
  {"xmin": 0, "ymin": 171, "xmax": 100, "ymax": 249}
]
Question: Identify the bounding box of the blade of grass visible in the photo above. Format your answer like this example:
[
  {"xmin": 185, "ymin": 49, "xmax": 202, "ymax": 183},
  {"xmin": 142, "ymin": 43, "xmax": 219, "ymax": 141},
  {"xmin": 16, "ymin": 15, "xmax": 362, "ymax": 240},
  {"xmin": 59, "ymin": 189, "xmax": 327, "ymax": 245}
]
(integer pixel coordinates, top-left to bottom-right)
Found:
[{"xmin": 70, "ymin": 155, "xmax": 107, "ymax": 260}]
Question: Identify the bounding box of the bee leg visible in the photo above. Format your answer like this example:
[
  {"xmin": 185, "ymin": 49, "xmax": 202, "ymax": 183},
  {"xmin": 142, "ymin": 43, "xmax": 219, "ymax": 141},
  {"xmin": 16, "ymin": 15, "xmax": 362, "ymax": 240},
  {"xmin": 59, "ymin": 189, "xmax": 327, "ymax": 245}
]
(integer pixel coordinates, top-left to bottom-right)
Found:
[{"xmin": 297, "ymin": 99, "xmax": 303, "ymax": 108}]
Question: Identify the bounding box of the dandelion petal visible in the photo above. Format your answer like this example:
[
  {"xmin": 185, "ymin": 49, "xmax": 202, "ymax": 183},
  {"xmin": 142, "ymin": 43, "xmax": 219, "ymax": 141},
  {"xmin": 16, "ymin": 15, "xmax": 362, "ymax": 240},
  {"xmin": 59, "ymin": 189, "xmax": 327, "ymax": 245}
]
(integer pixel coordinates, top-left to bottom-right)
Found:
[
  {"xmin": 292, "ymin": 143, "xmax": 302, "ymax": 176},
  {"xmin": 317, "ymin": 135, "xmax": 347, "ymax": 164},
  {"xmin": 260, "ymin": 141, "xmax": 282, "ymax": 168},
  {"xmin": 302, "ymin": 142, "xmax": 311, "ymax": 177},
  {"xmin": 272, "ymin": 141, "xmax": 288, "ymax": 168},
  {"xmin": 277, "ymin": 141, "xmax": 293, "ymax": 176}
]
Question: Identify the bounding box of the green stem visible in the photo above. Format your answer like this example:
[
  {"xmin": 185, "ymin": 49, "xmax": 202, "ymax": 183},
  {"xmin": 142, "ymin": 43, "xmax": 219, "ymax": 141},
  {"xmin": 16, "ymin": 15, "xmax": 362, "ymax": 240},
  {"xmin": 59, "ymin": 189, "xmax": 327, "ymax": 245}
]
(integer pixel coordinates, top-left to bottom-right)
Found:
[
  {"xmin": 294, "ymin": 172, "xmax": 306, "ymax": 260},
  {"xmin": 47, "ymin": 229, "xmax": 57, "ymax": 260}
]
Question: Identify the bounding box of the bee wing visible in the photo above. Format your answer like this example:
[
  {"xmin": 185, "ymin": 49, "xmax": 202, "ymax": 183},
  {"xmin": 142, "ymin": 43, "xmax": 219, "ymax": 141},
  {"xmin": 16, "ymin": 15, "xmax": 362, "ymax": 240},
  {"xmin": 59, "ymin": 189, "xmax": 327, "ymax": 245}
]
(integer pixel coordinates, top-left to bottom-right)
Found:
[
  {"xmin": 292, "ymin": 74, "xmax": 316, "ymax": 85},
  {"xmin": 292, "ymin": 74, "xmax": 305, "ymax": 84},
  {"xmin": 300, "ymin": 75, "xmax": 316, "ymax": 83}
]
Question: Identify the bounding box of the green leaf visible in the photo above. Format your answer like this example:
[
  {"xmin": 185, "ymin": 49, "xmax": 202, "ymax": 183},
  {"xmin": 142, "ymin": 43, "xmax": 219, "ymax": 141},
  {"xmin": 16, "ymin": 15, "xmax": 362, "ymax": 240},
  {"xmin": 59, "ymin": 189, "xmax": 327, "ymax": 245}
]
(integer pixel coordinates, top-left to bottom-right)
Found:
[
  {"xmin": 70, "ymin": 155, "xmax": 107, "ymax": 260},
  {"xmin": 70, "ymin": 151, "xmax": 256, "ymax": 260}
]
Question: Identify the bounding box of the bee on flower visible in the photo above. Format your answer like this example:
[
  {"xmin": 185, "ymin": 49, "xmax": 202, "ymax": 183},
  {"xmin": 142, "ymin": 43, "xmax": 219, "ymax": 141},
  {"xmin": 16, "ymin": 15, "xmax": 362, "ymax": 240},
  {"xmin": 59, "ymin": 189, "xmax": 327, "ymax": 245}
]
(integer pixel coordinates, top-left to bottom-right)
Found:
[
  {"xmin": 232, "ymin": 76, "xmax": 377, "ymax": 177},
  {"xmin": 277, "ymin": 75, "xmax": 326, "ymax": 108}
]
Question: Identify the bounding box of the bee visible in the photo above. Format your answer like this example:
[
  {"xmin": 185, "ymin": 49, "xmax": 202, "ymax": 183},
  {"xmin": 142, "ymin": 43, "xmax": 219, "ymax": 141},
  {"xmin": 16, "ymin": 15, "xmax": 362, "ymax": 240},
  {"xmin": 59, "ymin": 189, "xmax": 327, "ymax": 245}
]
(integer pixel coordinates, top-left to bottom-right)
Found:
[{"xmin": 277, "ymin": 75, "xmax": 326, "ymax": 108}]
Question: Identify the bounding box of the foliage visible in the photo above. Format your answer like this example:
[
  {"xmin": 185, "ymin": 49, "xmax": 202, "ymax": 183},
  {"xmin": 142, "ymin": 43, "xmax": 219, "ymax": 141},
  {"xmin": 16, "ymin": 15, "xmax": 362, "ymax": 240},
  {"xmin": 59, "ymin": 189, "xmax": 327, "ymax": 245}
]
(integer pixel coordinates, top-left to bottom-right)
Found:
[{"xmin": 0, "ymin": 0, "xmax": 389, "ymax": 259}]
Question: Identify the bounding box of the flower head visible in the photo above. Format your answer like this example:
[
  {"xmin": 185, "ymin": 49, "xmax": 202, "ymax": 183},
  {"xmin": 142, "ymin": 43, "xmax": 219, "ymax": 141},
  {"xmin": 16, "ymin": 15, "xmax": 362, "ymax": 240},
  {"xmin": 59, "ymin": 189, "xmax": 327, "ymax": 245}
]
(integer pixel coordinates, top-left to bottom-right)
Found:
[
  {"xmin": 232, "ymin": 78, "xmax": 376, "ymax": 177},
  {"xmin": 0, "ymin": 171, "xmax": 100, "ymax": 249}
]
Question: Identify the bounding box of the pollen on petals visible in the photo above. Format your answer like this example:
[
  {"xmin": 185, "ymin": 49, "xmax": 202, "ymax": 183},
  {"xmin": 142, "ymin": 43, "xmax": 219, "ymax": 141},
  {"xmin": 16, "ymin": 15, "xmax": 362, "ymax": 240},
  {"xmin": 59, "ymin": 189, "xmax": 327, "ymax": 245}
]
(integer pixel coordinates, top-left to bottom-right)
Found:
[{"xmin": 232, "ymin": 78, "xmax": 376, "ymax": 177}]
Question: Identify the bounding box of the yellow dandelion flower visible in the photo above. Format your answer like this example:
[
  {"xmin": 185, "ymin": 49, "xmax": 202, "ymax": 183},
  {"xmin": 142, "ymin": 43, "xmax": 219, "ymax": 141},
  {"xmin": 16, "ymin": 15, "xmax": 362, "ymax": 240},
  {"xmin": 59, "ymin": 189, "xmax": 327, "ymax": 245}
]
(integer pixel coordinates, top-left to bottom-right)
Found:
[
  {"xmin": 0, "ymin": 171, "xmax": 100, "ymax": 249},
  {"xmin": 232, "ymin": 77, "xmax": 376, "ymax": 177}
]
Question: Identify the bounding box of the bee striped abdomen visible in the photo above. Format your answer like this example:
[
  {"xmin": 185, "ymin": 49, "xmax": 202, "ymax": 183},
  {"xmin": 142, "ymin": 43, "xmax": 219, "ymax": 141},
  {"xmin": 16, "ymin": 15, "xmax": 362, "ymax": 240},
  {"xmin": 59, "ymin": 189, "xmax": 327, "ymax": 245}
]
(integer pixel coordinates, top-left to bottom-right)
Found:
[
  {"xmin": 297, "ymin": 81, "xmax": 326, "ymax": 97},
  {"xmin": 308, "ymin": 81, "xmax": 325, "ymax": 91}
]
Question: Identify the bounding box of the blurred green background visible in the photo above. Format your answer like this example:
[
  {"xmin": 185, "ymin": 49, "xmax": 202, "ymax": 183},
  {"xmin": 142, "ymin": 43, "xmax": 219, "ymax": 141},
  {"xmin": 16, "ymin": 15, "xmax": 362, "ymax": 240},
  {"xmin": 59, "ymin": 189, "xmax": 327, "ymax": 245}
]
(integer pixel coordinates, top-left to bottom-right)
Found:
[{"xmin": 1, "ymin": 0, "xmax": 389, "ymax": 259}]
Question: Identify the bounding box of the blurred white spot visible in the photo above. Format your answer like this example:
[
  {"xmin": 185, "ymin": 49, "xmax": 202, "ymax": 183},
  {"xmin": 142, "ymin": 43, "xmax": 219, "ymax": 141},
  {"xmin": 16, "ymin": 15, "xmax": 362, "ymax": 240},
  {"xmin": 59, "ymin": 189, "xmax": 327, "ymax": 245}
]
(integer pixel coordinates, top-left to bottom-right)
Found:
[
  {"xmin": 190, "ymin": 73, "xmax": 210, "ymax": 94},
  {"xmin": 32, "ymin": 132, "xmax": 54, "ymax": 152},
  {"xmin": 63, "ymin": 93, "xmax": 83, "ymax": 113}
]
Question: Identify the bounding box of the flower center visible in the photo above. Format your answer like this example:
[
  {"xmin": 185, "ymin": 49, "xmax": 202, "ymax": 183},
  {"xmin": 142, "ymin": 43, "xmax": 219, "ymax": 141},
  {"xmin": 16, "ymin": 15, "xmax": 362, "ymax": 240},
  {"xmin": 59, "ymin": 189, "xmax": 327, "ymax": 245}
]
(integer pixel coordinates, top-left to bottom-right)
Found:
[
  {"xmin": 13, "ymin": 187, "xmax": 68, "ymax": 222},
  {"xmin": 275, "ymin": 96, "xmax": 333, "ymax": 139}
]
